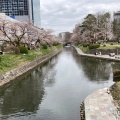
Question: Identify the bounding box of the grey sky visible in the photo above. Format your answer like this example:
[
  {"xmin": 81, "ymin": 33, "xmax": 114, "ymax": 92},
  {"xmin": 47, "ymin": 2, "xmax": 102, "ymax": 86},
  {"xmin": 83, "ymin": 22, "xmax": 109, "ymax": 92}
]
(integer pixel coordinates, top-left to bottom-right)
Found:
[{"xmin": 40, "ymin": 0, "xmax": 120, "ymax": 35}]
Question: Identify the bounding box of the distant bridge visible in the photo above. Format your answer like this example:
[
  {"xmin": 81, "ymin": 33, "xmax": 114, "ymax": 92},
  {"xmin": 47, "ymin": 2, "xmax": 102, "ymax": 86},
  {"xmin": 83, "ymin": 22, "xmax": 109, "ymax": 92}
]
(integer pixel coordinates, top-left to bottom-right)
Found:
[{"xmin": 63, "ymin": 42, "xmax": 72, "ymax": 46}]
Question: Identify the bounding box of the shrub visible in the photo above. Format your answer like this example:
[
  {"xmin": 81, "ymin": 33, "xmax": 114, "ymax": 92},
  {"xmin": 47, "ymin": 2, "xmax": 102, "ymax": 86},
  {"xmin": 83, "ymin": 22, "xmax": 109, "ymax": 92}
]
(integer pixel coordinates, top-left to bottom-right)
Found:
[
  {"xmin": 82, "ymin": 43, "xmax": 89, "ymax": 47},
  {"xmin": 113, "ymin": 69, "xmax": 120, "ymax": 82},
  {"xmin": 19, "ymin": 46, "xmax": 28, "ymax": 54},
  {"xmin": 89, "ymin": 44, "xmax": 100, "ymax": 49},
  {"xmin": 4, "ymin": 46, "xmax": 20, "ymax": 54},
  {"xmin": 41, "ymin": 43, "xmax": 48, "ymax": 49},
  {"xmin": 53, "ymin": 42, "xmax": 60, "ymax": 46},
  {"xmin": 113, "ymin": 69, "xmax": 120, "ymax": 77}
]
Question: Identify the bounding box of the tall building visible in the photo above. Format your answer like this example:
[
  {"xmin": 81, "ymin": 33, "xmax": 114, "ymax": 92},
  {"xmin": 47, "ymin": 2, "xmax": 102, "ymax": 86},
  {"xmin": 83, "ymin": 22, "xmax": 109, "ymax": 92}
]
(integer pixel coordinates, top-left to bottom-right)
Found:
[
  {"xmin": 29, "ymin": 0, "xmax": 41, "ymax": 28},
  {"xmin": 114, "ymin": 11, "xmax": 120, "ymax": 19},
  {"xmin": 0, "ymin": 0, "xmax": 41, "ymax": 28}
]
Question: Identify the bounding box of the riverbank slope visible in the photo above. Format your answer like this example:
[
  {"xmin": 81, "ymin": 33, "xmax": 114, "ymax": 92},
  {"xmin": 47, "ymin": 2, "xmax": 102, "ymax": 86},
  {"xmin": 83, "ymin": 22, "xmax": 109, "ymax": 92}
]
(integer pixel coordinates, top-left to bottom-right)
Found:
[{"xmin": 0, "ymin": 48, "xmax": 62, "ymax": 88}]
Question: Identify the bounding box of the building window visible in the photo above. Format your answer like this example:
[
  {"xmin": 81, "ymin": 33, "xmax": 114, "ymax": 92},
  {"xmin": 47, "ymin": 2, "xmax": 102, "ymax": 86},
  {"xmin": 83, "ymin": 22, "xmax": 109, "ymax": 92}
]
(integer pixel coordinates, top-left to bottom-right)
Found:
[{"xmin": 0, "ymin": 0, "xmax": 28, "ymax": 16}]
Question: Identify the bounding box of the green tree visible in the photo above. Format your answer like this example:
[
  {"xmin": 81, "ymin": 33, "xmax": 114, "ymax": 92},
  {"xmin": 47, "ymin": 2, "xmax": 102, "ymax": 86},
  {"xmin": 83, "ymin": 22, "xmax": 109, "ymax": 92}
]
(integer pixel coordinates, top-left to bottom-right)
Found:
[{"xmin": 81, "ymin": 14, "xmax": 97, "ymax": 43}]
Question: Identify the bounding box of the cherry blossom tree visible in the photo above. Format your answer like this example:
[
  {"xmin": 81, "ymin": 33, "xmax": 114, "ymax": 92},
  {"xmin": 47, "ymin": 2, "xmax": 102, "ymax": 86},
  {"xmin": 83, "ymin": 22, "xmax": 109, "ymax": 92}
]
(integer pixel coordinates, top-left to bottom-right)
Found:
[
  {"xmin": 0, "ymin": 17, "xmax": 29, "ymax": 47},
  {"xmin": 0, "ymin": 15, "xmax": 60, "ymax": 50},
  {"xmin": 0, "ymin": 18, "xmax": 15, "ymax": 45},
  {"xmin": 72, "ymin": 12, "xmax": 113, "ymax": 44}
]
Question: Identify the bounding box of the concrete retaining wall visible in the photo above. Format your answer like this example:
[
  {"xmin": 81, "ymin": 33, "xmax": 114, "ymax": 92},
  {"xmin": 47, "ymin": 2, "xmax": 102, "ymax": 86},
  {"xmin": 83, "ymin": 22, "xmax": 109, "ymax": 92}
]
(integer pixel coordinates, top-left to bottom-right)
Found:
[{"xmin": 0, "ymin": 49, "xmax": 61, "ymax": 88}]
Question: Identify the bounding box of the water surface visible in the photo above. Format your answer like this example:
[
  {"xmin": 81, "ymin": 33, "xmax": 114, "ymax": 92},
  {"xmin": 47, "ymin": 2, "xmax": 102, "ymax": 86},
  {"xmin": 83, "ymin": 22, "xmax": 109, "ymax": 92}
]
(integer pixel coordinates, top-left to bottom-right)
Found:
[{"xmin": 0, "ymin": 47, "xmax": 119, "ymax": 120}]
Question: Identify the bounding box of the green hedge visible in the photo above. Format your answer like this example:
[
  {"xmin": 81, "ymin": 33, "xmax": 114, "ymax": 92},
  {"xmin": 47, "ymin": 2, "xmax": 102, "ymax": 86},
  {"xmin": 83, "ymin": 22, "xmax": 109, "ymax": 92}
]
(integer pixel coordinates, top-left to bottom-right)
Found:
[
  {"xmin": 41, "ymin": 43, "xmax": 48, "ymax": 49},
  {"xmin": 113, "ymin": 69, "xmax": 120, "ymax": 82},
  {"xmin": 89, "ymin": 44, "xmax": 100, "ymax": 49},
  {"xmin": 19, "ymin": 46, "xmax": 28, "ymax": 54},
  {"xmin": 53, "ymin": 42, "xmax": 60, "ymax": 46},
  {"xmin": 82, "ymin": 43, "xmax": 89, "ymax": 47}
]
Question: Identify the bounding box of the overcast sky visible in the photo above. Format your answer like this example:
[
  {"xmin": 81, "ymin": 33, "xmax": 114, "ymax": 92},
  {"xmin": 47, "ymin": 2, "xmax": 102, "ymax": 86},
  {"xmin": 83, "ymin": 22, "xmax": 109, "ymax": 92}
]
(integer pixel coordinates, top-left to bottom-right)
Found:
[{"xmin": 40, "ymin": 0, "xmax": 120, "ymax": 35}]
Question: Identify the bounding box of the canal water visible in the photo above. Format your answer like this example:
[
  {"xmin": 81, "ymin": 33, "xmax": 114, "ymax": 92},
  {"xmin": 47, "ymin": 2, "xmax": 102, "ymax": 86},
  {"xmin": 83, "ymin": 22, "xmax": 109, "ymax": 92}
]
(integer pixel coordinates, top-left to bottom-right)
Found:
[{"xmin": 0, "ymin": 47, "xmax": 119, "ymax": 120}]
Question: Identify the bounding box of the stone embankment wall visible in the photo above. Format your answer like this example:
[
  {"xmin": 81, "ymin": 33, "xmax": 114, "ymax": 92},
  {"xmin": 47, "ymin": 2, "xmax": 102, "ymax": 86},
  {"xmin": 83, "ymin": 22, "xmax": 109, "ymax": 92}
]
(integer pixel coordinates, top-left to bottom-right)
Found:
[
  {"xmin": 0, "ymin": 49, "xmax": 61, "ymax": 87},
  {"xmin": 86, "ymin": 48, "xmax": 120, "ymax": 55}
]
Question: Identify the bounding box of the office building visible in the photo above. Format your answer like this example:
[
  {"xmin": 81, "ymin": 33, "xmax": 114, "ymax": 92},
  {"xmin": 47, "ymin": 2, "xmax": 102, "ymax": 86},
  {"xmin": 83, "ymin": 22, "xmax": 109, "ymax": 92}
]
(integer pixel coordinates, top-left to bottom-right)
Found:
[
  {"xmin": 0, "ymin": 0, "xmax": 41, "ymax": 28},
  {"xmin": 29, "ymin": 0, "xmax": 41, "ymax": 27}
]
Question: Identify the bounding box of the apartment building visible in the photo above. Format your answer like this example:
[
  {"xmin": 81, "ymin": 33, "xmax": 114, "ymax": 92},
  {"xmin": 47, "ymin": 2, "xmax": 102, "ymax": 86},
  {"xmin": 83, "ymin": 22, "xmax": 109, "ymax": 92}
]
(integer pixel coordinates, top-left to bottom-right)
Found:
[{"xmin": 0, "ymin": 0, "xmax": 41, "ymax": 28}]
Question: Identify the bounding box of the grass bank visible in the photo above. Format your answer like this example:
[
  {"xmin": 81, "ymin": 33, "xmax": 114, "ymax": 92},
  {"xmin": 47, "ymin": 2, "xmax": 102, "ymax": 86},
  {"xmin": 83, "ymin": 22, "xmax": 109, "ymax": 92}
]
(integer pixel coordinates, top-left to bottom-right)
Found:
[
  {"xmin": 79, "ymin": 45, "xmax": 89, "ymax": 53},
  {"xmin": 110, "ymin": 82, "xmax": 120, "ymax": 114},
  {"xmin": 77, "ymin": 43, "xmax": 120, "ymax": 53},
  {"xmin": 98, "ymin": 43, "xmax": 120, "ymax": 49},
  {"xmin": 117, "ymin": 82, "xmax": 120, "ymax": 90},
  {"xmin": 0, "ymin": 45, "xmax": 62, "ymax": 74}
]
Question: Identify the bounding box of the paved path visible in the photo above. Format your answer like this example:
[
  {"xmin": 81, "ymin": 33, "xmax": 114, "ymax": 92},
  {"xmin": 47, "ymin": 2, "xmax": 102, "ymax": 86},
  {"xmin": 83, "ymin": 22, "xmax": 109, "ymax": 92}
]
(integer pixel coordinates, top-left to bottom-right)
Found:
[
  {"xmin": 75, "ymin": 47, "xmax": 84, "ymax": 55},
  {"xmin": 84, "ymin": 88, "xmax": 120, "ymax": 120},
  {"xmin": 75, "ymin": 47, "xmax": 120, "ymax": 62}
]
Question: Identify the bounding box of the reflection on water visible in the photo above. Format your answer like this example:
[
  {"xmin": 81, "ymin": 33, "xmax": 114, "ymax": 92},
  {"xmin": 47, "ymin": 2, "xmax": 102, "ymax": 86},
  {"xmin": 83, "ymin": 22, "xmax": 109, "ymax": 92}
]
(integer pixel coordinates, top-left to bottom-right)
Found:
[
  {"xmin": 78, "ymin": 57, "xmax": 112, "ymax": 82},
  {"xmin": 0, "ymin": 67, "xmax": 45, "ymax": 118},
  {"xmin": 0, "ymin": 47, "xmax": 119, "ymax": 120}
]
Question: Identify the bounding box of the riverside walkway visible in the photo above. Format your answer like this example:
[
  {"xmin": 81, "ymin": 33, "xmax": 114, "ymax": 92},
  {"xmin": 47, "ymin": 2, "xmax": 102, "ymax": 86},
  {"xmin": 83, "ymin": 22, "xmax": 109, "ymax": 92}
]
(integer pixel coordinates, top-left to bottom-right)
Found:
[
  {"xmin": 74, "ymin": 47, "xmax": 120, "ymax": 120},
  {"xmin": 75, "ymin": 47, "xmax": 120, "ymax": 62},
  {"xmin": 85, "ymin": 88, "xmax": 119, "ymax": 120}
]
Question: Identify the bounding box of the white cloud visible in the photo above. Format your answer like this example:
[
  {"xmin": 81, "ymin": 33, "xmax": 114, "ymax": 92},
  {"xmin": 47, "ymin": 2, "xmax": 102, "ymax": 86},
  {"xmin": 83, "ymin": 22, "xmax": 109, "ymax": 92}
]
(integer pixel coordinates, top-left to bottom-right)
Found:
[{"xmin": 40, "ymin": 0, "xmax": 120, "ymax": 35}]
